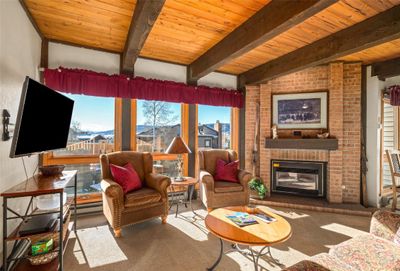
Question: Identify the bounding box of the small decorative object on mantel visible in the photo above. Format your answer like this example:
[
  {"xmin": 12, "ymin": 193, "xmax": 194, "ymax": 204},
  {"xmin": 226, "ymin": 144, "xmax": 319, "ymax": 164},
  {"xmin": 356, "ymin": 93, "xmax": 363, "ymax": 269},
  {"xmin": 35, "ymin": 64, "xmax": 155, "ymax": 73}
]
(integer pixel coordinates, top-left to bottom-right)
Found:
[
  {"xmin": 249, "ymin": 177, "xmax": 267, "ymax": 200},
  {"xmin": 317, "ymin": 132, "xmax": 330, "ymax": 139},
  {"xmin": 271, "ymin": 124, "xmax": 278, "ymax": 139},
  {"xmin": 293, "ymin": 131, "xmax": 302, "ymax": 138}
]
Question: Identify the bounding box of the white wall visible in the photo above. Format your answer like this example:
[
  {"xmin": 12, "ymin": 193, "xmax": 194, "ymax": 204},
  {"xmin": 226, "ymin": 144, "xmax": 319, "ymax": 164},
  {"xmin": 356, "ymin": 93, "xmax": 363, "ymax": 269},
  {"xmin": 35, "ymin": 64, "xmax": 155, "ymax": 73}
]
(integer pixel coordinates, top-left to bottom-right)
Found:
[
  {"xmin": 198, "ymin": 72, "xmax": 237, "ymax": 89},
  {"xmin": 134, "ymin": 58, "xmax": 187, "ymax": 83},
  {"xmin": 0, "ymin": 0, "xmax": 41, "ymax": 254},
  {"xmin": 385, "ymin": 75, "xmax": 400, "ymax": 87},
  {"xmin": 366, "ymin": 66, "xmax": 385, "ymax": 207},
  {"xmin": 49, "ymin": 44, "xmax": 237, "ymax": 89},
  {"xmin": 366, "ymin": 66, "xmax": 400, "ymax": 207},
  {"xmin": 49, "ymin": 43, "xmax": 120, "ymax": 73}
]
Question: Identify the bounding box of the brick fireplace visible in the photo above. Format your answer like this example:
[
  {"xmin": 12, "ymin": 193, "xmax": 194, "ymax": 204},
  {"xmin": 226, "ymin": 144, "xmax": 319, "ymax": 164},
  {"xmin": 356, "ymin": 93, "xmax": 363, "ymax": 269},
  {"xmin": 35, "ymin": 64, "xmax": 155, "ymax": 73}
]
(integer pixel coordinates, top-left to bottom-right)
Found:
[{"xmin": 245, "ymin": 63, "xmax": 362, "ymax": 204}]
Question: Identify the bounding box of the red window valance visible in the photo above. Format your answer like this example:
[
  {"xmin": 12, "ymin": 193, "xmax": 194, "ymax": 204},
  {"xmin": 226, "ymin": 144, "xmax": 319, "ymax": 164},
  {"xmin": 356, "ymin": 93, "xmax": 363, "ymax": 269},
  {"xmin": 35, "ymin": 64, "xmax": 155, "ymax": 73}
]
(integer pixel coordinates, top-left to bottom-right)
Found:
[{"xmin": 44, "ymin": 67, "xmax": 243, "ymax": 108}]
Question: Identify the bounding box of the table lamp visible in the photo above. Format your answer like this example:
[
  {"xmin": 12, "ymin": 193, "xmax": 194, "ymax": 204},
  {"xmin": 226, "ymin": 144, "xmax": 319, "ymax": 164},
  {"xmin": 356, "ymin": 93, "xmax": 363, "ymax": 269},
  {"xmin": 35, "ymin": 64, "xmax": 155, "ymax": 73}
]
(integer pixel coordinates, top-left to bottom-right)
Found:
[{"xmin": 165, "ymin": 136, "xmax": 191, "ymax": 181}]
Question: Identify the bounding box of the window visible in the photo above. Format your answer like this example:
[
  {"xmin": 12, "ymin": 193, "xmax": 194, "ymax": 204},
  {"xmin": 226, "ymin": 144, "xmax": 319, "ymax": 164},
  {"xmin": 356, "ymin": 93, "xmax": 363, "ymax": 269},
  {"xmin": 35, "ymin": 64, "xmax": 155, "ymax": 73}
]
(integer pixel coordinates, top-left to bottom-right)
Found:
[
  {"xmin": 198, "ymin": 105, "xmax": 231, "ymax": 150},
  {"xmin": 135, "ymin": 100, "xmax": 184, "ymax": 177},
  {"xmin": 64, "ymin": 163, "xmax": 102, "ymax": 194},
  {"xmin": 43, "ymin": 94, "xmax": 120, "ymax": 202},
  {"xmin": 153, "ymin": 160, "xmax": 179, "ymax": 178},
  {"xmin": 53, "ymin": 94, "xmax": 115, "ymax": 156},
  {"xmin": 381, "ymin": 98, "xmax": 399, "ymax": 195}
]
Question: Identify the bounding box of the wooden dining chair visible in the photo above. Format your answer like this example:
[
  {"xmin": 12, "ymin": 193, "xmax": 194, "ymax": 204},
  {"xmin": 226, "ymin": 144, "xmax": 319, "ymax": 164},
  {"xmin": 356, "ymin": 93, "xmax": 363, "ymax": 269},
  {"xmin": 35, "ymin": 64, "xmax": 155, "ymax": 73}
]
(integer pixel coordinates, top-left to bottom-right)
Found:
[{"xmin": 385, "ymin": 150, "xmax": 400, "ymax": 211}]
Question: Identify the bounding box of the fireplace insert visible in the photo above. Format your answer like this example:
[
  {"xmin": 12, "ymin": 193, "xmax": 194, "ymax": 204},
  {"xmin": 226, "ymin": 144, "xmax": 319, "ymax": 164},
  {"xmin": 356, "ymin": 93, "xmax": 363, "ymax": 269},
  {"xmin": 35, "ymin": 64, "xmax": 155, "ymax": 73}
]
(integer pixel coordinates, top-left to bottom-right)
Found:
[{"xmin": 271, "ymin": 160, "xmax": 326, "ymax": 198}]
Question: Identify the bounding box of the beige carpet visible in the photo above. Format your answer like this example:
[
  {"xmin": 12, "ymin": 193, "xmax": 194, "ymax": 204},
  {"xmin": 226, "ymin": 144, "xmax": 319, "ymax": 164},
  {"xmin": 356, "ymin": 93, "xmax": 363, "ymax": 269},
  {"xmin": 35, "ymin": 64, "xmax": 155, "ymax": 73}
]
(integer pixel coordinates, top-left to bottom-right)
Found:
[{"xmin": 64, "ymin": 201, "xmax": 370, "ymax": 271}]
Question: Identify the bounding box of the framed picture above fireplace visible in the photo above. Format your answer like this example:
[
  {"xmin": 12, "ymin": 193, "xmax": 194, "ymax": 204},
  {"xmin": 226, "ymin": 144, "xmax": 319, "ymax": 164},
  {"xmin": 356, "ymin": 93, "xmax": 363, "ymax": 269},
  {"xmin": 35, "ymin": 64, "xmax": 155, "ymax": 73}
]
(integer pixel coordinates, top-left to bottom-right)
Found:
[{"xmin": 272, "ymin": 91, "xmax": 328, "ymax": 129}]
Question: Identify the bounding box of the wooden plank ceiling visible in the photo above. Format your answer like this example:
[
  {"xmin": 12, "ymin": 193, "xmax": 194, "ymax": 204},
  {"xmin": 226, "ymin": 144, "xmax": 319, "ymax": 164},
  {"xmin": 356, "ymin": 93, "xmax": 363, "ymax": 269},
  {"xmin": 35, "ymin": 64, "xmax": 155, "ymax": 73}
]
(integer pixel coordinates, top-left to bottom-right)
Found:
[
  {"xmin": 25, "ymin": 0, "xmax": 400, "ymax": 76},
  {"xmin": 218, "ymin": 0, "xmax": 400, "ymax": 74},
  {"xmin": 25, "ymin": 0, "xmax": 136, "ymax": 53},
  {"xmin": 141, "ymin": 0, "xmax": 270, "ymax": 65}
]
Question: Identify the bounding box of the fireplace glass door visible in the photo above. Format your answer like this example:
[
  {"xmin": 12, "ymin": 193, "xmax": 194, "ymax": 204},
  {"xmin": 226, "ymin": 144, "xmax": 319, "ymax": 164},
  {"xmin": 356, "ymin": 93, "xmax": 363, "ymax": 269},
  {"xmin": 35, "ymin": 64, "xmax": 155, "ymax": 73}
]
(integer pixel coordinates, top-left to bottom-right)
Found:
[
  {"xmin": 276, "ymin": 170, "xmax": 318, "ymax": 191},
  {"xmin": 271, "ymin": 160, "xmax": 326, "ymax": 197}
]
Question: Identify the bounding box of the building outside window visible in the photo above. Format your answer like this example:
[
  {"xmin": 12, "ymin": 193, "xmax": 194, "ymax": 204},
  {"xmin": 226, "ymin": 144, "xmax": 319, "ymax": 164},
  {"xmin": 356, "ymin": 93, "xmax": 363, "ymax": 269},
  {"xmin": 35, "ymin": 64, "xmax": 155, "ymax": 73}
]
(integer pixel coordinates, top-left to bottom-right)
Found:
[{"xmin": 198, "ymin": 105, "xmax": 231, "ymax": 149}]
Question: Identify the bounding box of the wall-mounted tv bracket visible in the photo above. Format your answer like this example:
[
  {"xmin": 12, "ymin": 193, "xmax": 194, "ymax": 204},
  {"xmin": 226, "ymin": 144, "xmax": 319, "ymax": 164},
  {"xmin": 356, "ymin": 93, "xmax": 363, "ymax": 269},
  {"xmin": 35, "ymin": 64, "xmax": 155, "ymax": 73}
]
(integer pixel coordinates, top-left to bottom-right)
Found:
[{"xmin": 2, "ymin": 109, "xmax": 14, "ymax": 141}]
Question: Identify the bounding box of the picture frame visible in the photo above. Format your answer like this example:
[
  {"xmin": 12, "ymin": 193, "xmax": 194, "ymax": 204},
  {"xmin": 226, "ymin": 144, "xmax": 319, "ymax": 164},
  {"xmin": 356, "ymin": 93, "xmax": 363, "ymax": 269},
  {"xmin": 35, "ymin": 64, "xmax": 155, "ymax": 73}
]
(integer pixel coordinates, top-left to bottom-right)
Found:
[{"xmin": 272, "ymin": 91, "xmax": 328, "ymax": 129}]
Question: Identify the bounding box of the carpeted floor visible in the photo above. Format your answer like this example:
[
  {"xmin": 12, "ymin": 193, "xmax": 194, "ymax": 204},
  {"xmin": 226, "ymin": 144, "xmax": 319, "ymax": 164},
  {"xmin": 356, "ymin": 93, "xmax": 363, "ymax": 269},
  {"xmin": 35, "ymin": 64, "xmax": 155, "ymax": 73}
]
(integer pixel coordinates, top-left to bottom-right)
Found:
[{"xmin": 64, "ymin": 201, "xmax": 371, "ymax": 271}]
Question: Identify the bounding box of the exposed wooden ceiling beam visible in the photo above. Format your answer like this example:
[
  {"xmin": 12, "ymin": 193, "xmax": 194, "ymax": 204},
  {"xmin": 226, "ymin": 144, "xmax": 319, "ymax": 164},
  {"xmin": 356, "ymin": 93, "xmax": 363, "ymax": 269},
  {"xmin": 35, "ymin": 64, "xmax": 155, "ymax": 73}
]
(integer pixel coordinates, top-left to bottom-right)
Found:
[
  {"xmin": 371, "ymin": 56, "xmax": 400, "ymax": 81},
  {"xmin": 240, "ymin": 5, "xmax": 400, "ymax": 85},
  {"xmin": 39, "ymin": 39, "xmax": 48, "ymax": 83},
  {"xmin": 122, "ymin": 0, "xmax": 165, "ymax": 74},
  {"xmin": 187, "ymin": 0, "xmax": 337, "ymax": 81}
]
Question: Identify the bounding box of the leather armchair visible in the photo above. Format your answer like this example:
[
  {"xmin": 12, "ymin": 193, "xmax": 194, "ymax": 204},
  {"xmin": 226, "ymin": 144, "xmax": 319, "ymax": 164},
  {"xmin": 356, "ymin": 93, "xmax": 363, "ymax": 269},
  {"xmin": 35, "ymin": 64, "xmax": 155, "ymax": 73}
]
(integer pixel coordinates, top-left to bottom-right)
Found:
[
  {"xmin": 100, "ymin": 151, "xmax": 171, "ymax": 237},
  {"xmin": 198, "ymin": 149, "xmax": 252, "ymax": 211}
]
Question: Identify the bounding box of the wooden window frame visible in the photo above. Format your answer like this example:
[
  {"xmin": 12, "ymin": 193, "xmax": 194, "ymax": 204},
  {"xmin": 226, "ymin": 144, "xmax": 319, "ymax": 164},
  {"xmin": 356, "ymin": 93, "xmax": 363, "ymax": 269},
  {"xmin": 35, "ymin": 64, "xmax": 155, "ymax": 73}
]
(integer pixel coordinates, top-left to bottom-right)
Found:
[
  {"xmin": 231, "ymin": 107, "xmax": 240, "ymax": 154},
  {"xmin": 195, "ymin": 105, "xmax": 239, "ymax": 153},
  {"xmin": 42, "ymin": 98, "xmax": 122, "ymax": 166},
  {"xmin": 193, "ymin": 105, "xmax": 239, "ymax": 180},
  {"xmin": 380, "ymin": 95, "xmax": 400, "ymax": 196},
  {"xmin": 42, "ymin": 99, "xmax": 239, "ymax": 203},
  {"xmin": 42, "ymin": 98, "xmax": 122, "ymax": 204},
  {"xmin": 132, "ymin": 100, "xmax": 189, "ymax": 177}
]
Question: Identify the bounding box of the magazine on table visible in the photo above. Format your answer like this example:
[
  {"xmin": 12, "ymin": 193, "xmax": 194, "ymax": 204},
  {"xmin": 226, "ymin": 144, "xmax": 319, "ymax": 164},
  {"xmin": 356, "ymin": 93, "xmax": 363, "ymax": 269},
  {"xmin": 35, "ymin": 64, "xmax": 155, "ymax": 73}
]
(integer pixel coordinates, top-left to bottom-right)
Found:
[
  {"xmin": 226, "ymin": 212, "xmax": 258, "ymax": 227},
  {"xmin": 226, "ymin": 212, "xmax": 277, "ymax": 227}
]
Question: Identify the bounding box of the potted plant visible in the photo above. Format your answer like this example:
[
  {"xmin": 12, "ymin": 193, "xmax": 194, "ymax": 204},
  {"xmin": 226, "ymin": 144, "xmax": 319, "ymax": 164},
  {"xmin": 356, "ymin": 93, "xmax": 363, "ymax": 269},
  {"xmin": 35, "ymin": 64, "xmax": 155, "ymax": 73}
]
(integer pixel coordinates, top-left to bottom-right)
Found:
[{"xmin": 249, "ymin": 177, "xmax": 267, "ymax": 200}]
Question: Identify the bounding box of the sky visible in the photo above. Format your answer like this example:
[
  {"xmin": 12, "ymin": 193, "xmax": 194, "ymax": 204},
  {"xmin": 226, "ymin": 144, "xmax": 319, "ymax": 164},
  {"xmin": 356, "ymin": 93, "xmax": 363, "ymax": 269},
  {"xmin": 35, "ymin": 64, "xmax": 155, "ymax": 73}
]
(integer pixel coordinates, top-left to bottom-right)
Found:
[
  {"xmin": 67, "ymin": 94, "xmax": 231, "ymax": 131},
  {"xmin": 66, "ymin": 94, "xmax": 115, "ymax": 131},
  {"xmin": 198, "ymin": 104, "xmax": 230, "ymax": 124}
]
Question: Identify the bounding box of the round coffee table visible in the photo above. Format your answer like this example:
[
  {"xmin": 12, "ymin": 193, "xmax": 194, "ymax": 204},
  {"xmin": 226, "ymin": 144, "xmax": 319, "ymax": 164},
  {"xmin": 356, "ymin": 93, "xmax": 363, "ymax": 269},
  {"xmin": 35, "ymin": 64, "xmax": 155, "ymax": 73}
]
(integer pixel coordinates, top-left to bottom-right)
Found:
[{"xmin": 205, "ymin": 206, "xmax": 292, "ymax": 271}]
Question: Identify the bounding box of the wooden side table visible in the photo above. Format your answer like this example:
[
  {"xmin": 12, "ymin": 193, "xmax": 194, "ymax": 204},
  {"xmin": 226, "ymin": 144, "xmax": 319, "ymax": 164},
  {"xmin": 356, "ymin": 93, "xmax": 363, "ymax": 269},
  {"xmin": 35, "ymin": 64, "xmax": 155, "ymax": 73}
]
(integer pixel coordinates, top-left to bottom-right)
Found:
[{"xmin": 169, "ymin": 177, "xmax": 200, "ymax": 218}]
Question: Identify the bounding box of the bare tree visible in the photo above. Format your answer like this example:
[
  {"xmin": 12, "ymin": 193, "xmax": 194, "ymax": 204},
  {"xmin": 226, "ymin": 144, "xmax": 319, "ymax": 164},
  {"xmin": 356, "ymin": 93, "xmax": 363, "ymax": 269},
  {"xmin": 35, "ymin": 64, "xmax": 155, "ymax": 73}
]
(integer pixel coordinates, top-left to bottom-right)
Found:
[
  {"xmin": 69, "ymin": 120, "xmax": 82, "ymax": 142},
  {"xmin": 142, "ymin": 101, "xmax": 178, "ymax": 152}
]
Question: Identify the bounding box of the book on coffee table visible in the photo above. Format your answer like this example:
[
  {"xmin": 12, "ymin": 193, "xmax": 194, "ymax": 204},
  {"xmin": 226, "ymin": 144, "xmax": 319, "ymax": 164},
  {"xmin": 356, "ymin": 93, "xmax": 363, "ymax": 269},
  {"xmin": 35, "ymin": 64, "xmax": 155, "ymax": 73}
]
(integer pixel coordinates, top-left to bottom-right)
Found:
[{"xmin": 226, "ymin": 212, "xmax": 258, "ymax": 227}]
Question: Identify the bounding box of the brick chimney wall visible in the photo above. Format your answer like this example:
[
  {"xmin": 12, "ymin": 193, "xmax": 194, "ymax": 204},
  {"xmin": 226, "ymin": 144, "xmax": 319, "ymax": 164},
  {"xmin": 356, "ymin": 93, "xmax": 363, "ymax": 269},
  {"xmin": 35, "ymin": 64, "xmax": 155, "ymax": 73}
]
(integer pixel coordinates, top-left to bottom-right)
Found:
[{"xmin": 245, "ymin": 62, "xmax": 362, "ymax": 204}]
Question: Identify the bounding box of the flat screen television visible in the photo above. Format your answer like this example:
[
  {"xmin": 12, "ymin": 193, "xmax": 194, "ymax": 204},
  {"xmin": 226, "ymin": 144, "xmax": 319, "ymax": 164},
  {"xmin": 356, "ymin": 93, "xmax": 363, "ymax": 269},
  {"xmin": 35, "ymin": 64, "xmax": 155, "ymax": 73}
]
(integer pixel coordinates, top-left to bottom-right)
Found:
[{"xmin": 10, "ymin": 77, "xmax": 74, "ymax": 158}]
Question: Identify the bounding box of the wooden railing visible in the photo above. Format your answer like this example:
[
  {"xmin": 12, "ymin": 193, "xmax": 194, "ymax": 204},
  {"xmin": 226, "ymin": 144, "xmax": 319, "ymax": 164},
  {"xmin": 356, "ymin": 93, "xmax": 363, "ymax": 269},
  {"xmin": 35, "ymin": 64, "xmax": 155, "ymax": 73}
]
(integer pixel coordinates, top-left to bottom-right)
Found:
[{"xmin": 65, "ymin": 139, "xmax": 114, "ymax": 155}]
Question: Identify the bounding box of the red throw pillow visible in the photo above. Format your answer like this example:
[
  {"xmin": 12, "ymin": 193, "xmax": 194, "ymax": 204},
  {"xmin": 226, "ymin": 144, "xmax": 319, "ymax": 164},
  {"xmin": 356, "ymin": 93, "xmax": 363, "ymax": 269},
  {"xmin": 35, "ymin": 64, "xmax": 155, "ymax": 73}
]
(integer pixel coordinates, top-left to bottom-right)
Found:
[
  {"xmin": 214, "ymin": 159, "xmax": 239, "ymax": 183},
  {"xmin": 109, "ymin": 163, "xmax": 142, "ymax": 194}
]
